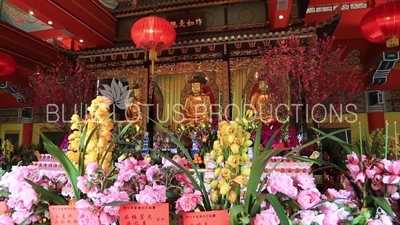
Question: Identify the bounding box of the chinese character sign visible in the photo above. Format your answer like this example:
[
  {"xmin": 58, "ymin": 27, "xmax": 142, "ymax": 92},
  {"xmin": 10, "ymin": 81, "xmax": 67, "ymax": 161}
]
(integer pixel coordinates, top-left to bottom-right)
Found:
[
  {"xmin": 182, "ymin": 210, "xmax": 229, "ymax": 225},
  {"xmin": 119, "ymin": 203, "xmax": 169, "ymax": 225},
  {"xmin": 167, "ymin": 13, "xmax": 206, "ymax": 33},
  {"xmin": 49, "ymin": 206, "xmax": 79, "ymax": 225}
]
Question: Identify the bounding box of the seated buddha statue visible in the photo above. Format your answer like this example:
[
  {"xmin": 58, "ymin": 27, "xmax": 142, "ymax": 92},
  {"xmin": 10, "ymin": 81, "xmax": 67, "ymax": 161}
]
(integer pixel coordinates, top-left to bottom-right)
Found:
[
  {"xmin": 248, "ymin": 78, "xmax": 274, "ymax": 124},
  {"xmin": 126, "ymin": 82, "xmax": 143, "ymax": 126},
  {"xmin": 181, "ymin": 73, "xmax": 212, "ymax": 127}
]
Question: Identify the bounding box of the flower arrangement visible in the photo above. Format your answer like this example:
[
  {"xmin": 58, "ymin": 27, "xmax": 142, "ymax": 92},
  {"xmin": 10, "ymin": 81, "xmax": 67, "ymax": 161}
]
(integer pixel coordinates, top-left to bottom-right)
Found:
[
  {"xmin": 341, "ymin": 152, "xmax": 398, "ymax": 223},
  {"xmin": 74, "ymin": 162, "xmax": 129, "ymax": 224},
  {"xmin": 0, "ymin": 142, "xmax": 39, "ymax": 171},
  {"xmin": 0, "ymin": 166, "xmax": 68, "ymax": 224},
  {"xmin": 107, "ymin": 156, "xmax": 196, "ymax": 224},
  {"xmin": 66, "ymin": 96, "xmax": 115, "ymax": 171},
  {"xmin": 208, "ymin": 118, "xmax": 253, "ymax": 207},
  {"xmin": 22, "ymin": 96, "xmax": 130, "ymax": 207}
]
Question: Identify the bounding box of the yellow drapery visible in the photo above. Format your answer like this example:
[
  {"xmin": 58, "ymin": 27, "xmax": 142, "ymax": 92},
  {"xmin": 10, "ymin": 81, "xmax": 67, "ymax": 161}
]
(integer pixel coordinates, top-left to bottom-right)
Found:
[
  {"xmin": 232, "ymin": 68, "xmax": 250, "ymax": 119},
  {"xmin": 156, "ymin": 74, "xmax": 187, "ymax": 131}
]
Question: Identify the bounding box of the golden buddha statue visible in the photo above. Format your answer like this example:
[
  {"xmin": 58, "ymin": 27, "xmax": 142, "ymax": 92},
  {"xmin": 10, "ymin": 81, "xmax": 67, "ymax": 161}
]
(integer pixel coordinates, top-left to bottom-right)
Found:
[
  {"xmin": 248, "ymin": 73, "xmax": 274, "ymax": 124},
  {"xmin": 126, "ymin": 80, "xmax": 143, "ymax": 126},
  {"xmin": 181, "ymin": 72, "xmax": 212, "ymax": 127}
]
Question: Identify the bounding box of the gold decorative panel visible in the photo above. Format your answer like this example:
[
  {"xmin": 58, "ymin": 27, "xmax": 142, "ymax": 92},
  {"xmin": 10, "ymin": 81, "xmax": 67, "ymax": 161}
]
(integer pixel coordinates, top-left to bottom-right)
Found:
[
  {"xmin": 229, "ymin": 57, "xmax": 262, "ymax": 99},
  {"xmin": 151, "ymin": 60, "xmax": 225, "ymax": 108}
]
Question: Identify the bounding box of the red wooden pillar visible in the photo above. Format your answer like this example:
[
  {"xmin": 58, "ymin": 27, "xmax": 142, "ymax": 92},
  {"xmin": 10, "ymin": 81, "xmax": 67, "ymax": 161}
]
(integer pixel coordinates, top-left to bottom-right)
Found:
[
  {"xmin": 22, "ymin": 123, "xmax": 33, "ymax": 145},
  {"xmin": 367, "ymin": 111, "xmax": 385, "ymax": 133}
]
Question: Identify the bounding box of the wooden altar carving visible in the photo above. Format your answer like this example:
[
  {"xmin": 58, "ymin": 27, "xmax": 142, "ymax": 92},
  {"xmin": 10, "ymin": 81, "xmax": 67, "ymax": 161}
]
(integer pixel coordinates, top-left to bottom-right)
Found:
[
  {"xmin": 229, "ymin": 57, "xmax": 262, "ymax": 105},
  {"xmin": 153, "ymin": 85, "xmax": 164, "ymax": 121}
]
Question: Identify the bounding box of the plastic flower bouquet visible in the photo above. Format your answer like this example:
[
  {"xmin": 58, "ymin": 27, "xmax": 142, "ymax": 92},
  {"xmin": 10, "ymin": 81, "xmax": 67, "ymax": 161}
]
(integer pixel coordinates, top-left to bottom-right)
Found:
[
  {"xmin": 294, "ymin": 127, "xmax": 399, "ymax": 224},
  {"xmin": 0, "ymin": 166, "xmax": 68, "ymax": 224},
  {"xmin": 17, "ymin": 96, "xmax": 131, "ymax": 223},
  {"xmin": 105, "ymin": 156, "xmax": 196, "ymax": 224}
]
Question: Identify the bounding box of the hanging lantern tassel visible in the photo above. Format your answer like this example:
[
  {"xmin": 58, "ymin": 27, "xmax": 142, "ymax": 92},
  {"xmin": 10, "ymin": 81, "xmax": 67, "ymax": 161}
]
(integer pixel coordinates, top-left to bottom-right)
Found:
[
  {"xmin": 386, "ymin": 37, "xmax": 399, "ymax": 48},
  {"xmin": 149, "ymin": 49, "xmax": 157, "ymax": 75},
  {"xmin": 360, "ymin": 1, "xmax": 400, "ymax": 48}
]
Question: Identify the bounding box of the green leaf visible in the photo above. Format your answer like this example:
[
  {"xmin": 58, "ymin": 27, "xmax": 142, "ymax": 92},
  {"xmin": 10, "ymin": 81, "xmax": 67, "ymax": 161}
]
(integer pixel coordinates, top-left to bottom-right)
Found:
[
  {"xmin": 0, "ymin": 192, "xmax": 10, "ymax": 197},
  {"xmin": 252, "ymin": 121, "xmax": 263, "ymax": 160},
  {"xmin": 100, "ymin": 121, "xmax": 131, "ymax": 166},
  {"xmin": 229, "ymin": 205, "xmax": 245, "ymax": 225},
  {"xmin": 311, "ymin": 127, "xmax": 354, "ymax": 155},
  {"xmin": 265, "ymin": 194, "xmax": 291, "ymax": 225},
  {"xmin": 24, "ymin": 178, "xmax": 68, "ymax": 205},
  {"xmin": 19, "ymin": 209, "xmax": 46, "ymax": 225},
  {"xmin": 150, "ymin": 119, "xmax": 211, "ymax": 210},
  {"xmin": 351, "ymin": 215, "xmax": 362, "ymax": 225},
  {"xmin": 41, "ymin": 133, "xmax": 80, "ymax": 200},
  {"xmin": 245, "ymin": 147, "xmax": 288, "ymax": 215},
  {"xmin": 151, "ymin": 149, "xmax": 211, "ymax": 210},
  {"xmin": 103, "ymin": 201, "xmax": 136, "ymax": 206},
  {"xmin": 371, "ymin": 196, "xmax": 395, "ymax": 217}
]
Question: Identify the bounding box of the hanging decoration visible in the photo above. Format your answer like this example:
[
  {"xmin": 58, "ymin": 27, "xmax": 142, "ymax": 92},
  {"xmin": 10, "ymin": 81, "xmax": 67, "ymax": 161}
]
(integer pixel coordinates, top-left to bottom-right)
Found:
[
  {"xmin": 360, "ymin": 1, "xmax": 400, "ymax": 48},
  {"xmin": 130, "ymin": 15, "xmax": 176, "ymax": 74},
  {"xmin": 0, "ymin": 52, "xmax": 17, "ymax": 77}
]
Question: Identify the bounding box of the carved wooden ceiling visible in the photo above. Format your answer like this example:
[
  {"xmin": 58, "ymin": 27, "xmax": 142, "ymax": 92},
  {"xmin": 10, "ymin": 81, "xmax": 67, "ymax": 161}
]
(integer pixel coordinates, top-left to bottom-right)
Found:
[{"xmin": 0, "ymin": 0, "xmax": 397, "ymax": 108}]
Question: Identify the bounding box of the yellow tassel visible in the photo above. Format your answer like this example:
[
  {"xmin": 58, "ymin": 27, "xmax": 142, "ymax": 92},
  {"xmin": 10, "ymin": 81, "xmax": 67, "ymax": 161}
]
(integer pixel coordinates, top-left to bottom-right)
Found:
[{"xmin": 386, "ymin": 37, "xmax": 399, "ymax": 48}]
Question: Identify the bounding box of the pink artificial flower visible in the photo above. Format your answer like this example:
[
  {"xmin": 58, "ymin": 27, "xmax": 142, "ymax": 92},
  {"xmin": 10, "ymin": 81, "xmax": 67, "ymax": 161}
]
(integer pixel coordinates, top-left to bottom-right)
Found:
[
  {"xmin": 75, "ymin": 199, "xmax": 100, "ymax": 225},
  {"xmin": 319, "ymin": 202, "xmax": 338, "ymax": 212},
  {"xmin": 135, "ymin": 182, "xmax": 167, "ymax": 204},
  {"xmin": 19, "ymin": 187, "xmax": 38, "ymax": 210},
  {"xmin": 86, "ymin": 163, "xmax": 100, "ymax": 176},
  {"xmin": 176, "ymin": 173, "xmax": 194, "ymax": 190},
  {"xmin": 367, "ymin": 219, "xmax": 384, "ymax": 225},
  {"xmin": 146, "ymin": 166, "xmax": 159, "ymax": 182},
  {"xmin": 322, "ymin": 208, "xmax": 349, "ymax": 225},
  {"xmin": 100, "ymin": 189, "xmax": 129, "ymax": 217},
  {"xmin": 297, "ymin": 210, "xmax": 325, "ymax": 225},
  {"xmin": 386, "ymin": 185, "xmax": 397, "ymax": 195},
  {"xmin": 294, "ymin": 173, "xmax": 316, "ymax": 190},
  {"xmin": 380, "ymin": 215, "xmax": 393, "ymax": 225},
  {"xmin": 253, "ymin": 206, "xmax": 280, "ymax": 225},
  {"xmin": 163, "ymin": 157, "xmax": 191, "ymax": 169},
  {"xmin": 381, "ymin": 159, "xmax": 400, "ymax": 184},
  {"xmin": 325, "ymin": 189, "xmax": 351, "ymax": 204},
  {"xmin": 297, "ymin": 188, "xmax": 321, "ymax": 209},
  {"xmin": 99, "ymin": 211, "xmax": 116, "ymax": 225},
  {"xmin": 371, "ymin": 181, "xmax": 382, "ymax": 191},
  {"xmin": 347, "ymin": 152, "xmax": 365, "ymax": 165},
  {"xmin": 11, "ymin": 209, "xmax": 33, "ymax": 224},
  {"xmin": 175, "ymin": 190, "xmax": 203, "ymax": 212},
  {"xmin": 267, "ymin": 171, "xmax": 298, "ymax": 199},
  {"xmin": 77, "ymin": 176, "xmax": 90, "ymax": 194},
  {"xmin": 0, "ymin": 214, "xmax": 14, "ymax": 225},
  {"xmin": 365, "ymin": 163, "xmax": 384, "ymax": 179}
]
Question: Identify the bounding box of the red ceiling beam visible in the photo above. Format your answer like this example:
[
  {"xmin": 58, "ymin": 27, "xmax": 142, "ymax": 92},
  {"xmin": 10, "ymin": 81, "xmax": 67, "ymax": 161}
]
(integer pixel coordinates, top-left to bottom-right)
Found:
[
  {"xmin": 7, "ymin": 0, "xmax": 114, "ymax": 48},
  {"xmin": 0, "ymin": 21, "xmax": 59, "ymax": 68},
  {"xmin": 268, "ymin": 0, "xmax": 293, "ymax": 30},
  {"xmin": 49, "ymin": 0, "xmax": 116, "ymax": 41}
]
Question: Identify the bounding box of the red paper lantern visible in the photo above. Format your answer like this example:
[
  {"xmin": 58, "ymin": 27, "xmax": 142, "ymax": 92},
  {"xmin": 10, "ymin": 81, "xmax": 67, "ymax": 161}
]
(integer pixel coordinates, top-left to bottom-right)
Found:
[
  {"xmin": 360, "ymin": 1, "xmax": 400, "ymax": 48},
  {"xmin": 0, "ymin": 52, "xmax": 17, "ymax": 77},
  {"xmin": 131, "ymin": 16, "xmax": 176, "ymax": 73}
]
